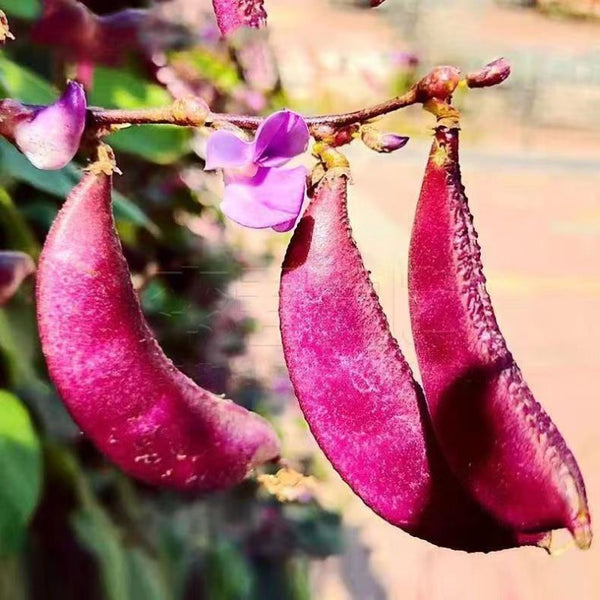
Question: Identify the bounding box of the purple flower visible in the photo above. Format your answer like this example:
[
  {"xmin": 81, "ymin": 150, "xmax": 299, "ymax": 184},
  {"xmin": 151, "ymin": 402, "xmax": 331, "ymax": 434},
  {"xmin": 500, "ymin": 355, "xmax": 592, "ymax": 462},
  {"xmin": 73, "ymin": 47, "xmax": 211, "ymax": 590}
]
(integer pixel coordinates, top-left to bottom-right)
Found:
[
  {"xmin": 14, "ymin": 81, "xmax": 87, "ymax": 170},
  {"xmin": 206, "ymin": 110, "xmax": 309, "ymax": 232}
]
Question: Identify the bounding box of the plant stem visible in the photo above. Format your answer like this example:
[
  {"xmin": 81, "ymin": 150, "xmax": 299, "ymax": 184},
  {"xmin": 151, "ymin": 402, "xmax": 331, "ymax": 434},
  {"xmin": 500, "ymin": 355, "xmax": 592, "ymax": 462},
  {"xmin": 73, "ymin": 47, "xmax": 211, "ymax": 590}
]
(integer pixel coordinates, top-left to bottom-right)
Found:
[
  {"xmin": 88, "ymin": 87, "xmax": 419, "ymax": 133},
  {"xmin": 209, "ymin": 88, "xmax": 419, "ymax": 131}
]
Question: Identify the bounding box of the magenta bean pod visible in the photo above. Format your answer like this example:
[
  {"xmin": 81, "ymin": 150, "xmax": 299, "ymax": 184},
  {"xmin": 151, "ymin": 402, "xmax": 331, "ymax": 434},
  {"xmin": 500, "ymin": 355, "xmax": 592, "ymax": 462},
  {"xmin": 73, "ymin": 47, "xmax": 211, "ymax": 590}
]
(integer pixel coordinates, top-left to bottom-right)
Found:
[
  {"xmin": 279, "ymin": 171, "xmax": 546, "ymax": 552},
  {"xmin": 37, "ymin": 170, "xmax": 280, "ymax": 491},
  {"xmin": 211, "ymin": 0, "xmax": 267, "ymax": 37},
  {"xmin": 408, "ymin": 127, "xmax": 591, "ymax": 548}
]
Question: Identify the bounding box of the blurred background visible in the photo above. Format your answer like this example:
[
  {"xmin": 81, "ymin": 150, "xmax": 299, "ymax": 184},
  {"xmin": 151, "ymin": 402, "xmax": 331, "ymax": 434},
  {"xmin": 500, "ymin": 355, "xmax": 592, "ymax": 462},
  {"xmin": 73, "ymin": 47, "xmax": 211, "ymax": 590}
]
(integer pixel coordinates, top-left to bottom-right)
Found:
[{"xmin": 0, "ymin": 0, "xmax": 598, "ymax": 598}]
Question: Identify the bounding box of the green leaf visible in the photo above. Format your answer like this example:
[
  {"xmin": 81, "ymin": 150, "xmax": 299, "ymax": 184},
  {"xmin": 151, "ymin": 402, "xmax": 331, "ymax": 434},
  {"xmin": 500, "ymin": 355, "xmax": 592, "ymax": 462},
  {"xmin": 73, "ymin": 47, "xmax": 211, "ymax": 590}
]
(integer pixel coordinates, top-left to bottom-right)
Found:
[
  {"xmin": 0, "ymin": 139, "xmax": 158, "ymax": 234},
  {"xmin": 73, "ymin": 496, "xmax": 172, "ymax": 600},
  {"xmin": 0, "ymin": 56, "xmax": 56, "ymax": 104},
  {"xmin": 72, "ymin": 506, "xmax": 129, "ymax": 600},
  {"xmin": 170, "ymin": 49, "xmax": 241, "ymax": 93},
  {"xmin": 106, "ymin": 126, "xmax": 191, "ymax": 165},
  {"xmin": 204, "ymin": 539, "xmax": 254, "ymax": 600},
  {"xmin": 126, "ymin": 549, "xmax": 172, "ymax": 600},
  {"xmin": 89, "ymin": 67, "xmax": 191, "ymax": 164},
  {"xmin": 90, "ymin": 67, "xmax": 172, "ymax": 109},
  {"xmin": 0, "ymin": 391, "xmax": 41, "ymax": 556},
  {"xmin": 0, "ymin": 188, "xmax": 40, "ymax": 258},
  {"xmin": 1, "ymin": 0, "xmax": 41, "ymax": 20}
]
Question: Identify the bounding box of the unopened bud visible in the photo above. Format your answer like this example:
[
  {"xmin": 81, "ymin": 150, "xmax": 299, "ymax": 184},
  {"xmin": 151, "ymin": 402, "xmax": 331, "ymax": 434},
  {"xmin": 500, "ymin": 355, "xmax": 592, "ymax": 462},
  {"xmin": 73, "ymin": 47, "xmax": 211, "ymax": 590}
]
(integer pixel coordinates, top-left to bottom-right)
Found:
[
  {"xmin": 0, "ymin": 10, "xmax": 14, "ymax": 43},
  {"xmin": 311, "ymin": 123, "xmax": 359, "ymax": 147},
  {"xmin": 417, "ymin": 66, "xmax": 461, "ymax": 101},
  {"xmin": 13, "ymin": 81, "xmax": 87, "ymax": 170},
  {"xmin": 172, "ymin": 96, "xmax": 210, "ymax": 126},
  {"xmin": 360, "ymin": 126, "xmax": 409, "ymax": 153},
  {"xmin": 466, "ymin": 58, "xmax": 511, "ymax": 89},
  {"xmin": 0, "ymin": 251, "xmax": 35, "ymax": 304},
  {"xmin": 370, "ymin": 0, "xmax": 387, "ymax": 6}
]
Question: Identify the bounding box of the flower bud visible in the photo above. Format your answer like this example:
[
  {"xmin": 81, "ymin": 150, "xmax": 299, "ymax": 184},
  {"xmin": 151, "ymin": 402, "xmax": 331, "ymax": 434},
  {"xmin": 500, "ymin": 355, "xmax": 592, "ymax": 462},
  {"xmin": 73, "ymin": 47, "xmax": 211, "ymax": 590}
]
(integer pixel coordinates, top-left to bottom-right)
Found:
[
  {"xmin": 360, "ymin": 126, "xmax": 409, "ymax": 153},
  {"xmin": 0, "ymin": 10, "xmax": 14, "ymax": 43},
  {"xmin": 172, "ymin": 95, "xmax": 210, "ymax": 126},
  {"xmin": 13, "ymin": 81, "xmax": 87, "ymax": 170},
  {"xmin": 312, "ymin": 123, "xmax": 359, "ymax": 147},
  {"xmin": 417, "ymin": 66, "xmax": 461, "ymax": 101},
  {"xmin": 466, "ymin": 58, "xmax": 511, "ymax": 89},
  {"xmin": 0, "ymin": 251, "xmax": 35, "ymax": 304}
]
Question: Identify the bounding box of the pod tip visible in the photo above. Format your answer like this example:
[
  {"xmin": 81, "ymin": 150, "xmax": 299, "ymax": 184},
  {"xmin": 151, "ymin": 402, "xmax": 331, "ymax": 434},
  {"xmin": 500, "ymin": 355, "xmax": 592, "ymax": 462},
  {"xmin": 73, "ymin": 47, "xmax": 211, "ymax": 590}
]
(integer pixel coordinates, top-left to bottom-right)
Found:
[{"xmin": 572, "ymin": 509, "xmax": 592, "ymax": 550}]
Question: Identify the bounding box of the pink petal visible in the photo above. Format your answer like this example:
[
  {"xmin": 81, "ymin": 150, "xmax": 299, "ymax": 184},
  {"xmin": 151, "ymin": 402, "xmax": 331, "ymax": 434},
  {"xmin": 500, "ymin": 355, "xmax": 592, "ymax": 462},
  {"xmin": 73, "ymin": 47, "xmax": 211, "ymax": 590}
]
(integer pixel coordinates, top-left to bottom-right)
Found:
[
  {"xmin": 205, "ymin": 130, "xmax": 255, "ymax": 170},
  {"xmin": 254, "ymin": 110, "xmax": 309, "ymax": 168},
  {"xmin": 221, "ymin": 166, "xmax": 306, "ymax": 229},
  {"xmin": 272, "ymin": 218, "xmax": 296, "ymax": 232},
  {"xmin": 14, "ymin": 81, "xmax": 86, "ymax": 170}
]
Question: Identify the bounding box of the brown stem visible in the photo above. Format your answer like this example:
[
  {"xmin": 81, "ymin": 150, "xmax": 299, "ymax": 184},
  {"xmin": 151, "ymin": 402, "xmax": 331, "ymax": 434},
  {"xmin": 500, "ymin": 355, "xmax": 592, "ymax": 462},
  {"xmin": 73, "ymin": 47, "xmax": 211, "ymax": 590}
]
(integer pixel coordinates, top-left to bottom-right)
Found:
[
  {"xmin": 88, "ymin": 87, "xmax": 419, "ymax": 133},
  {"xmin": 210, "ymin": 88, "xmax": 419, "ymax": 132}
]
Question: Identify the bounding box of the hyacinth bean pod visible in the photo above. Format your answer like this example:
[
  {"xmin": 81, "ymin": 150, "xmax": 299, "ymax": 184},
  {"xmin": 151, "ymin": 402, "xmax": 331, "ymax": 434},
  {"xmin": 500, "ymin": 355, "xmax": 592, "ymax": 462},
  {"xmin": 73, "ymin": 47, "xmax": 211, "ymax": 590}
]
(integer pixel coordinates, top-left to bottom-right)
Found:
[
  {"xmin": 211, "ymin": 0, "xmax": 267, "ymax": 37},
  {"xmin": 37, "ymin": 170, "xmax": 280, "ymax": 490},
  {"xmin": 408, "ymin": 127, "xmax": 591, "ymax": 548},
  {"xmin": 279, "ymin": 171, "xmax": 545, "ymax": 552}
]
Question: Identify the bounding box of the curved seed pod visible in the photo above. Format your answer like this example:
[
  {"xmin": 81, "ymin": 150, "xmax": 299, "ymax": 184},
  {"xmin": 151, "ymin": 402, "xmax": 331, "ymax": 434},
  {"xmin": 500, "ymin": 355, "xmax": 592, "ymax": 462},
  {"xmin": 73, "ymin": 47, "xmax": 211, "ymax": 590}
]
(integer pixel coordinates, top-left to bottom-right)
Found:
[
  {"xmin": 37, "ymin": 170, "xmax": 280, "ymax": 490},
  {"xmin": 279, "ymin": 171, "xmax": 546, "ymax": 552},
  {"xmin": 408, "ymin": 127, "xmax": 591, "ymax": 548}
]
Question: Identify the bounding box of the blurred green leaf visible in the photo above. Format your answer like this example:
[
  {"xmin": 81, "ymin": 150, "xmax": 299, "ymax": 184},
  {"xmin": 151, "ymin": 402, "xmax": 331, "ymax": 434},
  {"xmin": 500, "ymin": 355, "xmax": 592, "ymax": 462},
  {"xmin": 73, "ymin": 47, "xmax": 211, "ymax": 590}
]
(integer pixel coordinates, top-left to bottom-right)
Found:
[
  {"xmin": 0, "ymin": 390, "xmax": 41, "ymax": 556},
  {"xmin": 286, "ymin": 557, "xmax": 311, "ymax": 600},
  {"xmin": 126, "ymin": 549, "xmax": 172, "ymax": 600},
  {"xmin": 73, "ymin": 500, "xmax": 174, "ymax": 600},
  {"xmin": 0, "ymin": 139, "xmax": 158, "ymax": 234},
  {"xmin": 171, "ymin": 50, "xmax": 241, "ymax": 92},
  {"xmin": 91, "ymin": 67, "xmax": 171, "ymax": 109},
  {"xmin": 72, "ymin": 505, "xmax": 129, "ymax": 600},
  {"xmin": 205, "ymin": 538, "xmax": 254, "ymax": 600},
  {"xmin": 89, "ymin": 67, "xmax": 191, "ymax": 164},
  {"xmin": 106, "ymin": 126, "xmax": 191, "ymax": 165},
  {"xmin": 0, "ymin": 56, "xmax": 56, "ymax": 104},
  {"xmin": 285, "ymin": 505, "xmax": 343, "ymax": 558},
  {"xmin": 0, "ymin": 554, "xmax": 27, "ymax": 600},
  {"xmin": 0, "ymin": 188, "xmax": 40, "ymax": 257},
  {"xmin": 1, "ymin": 0, "xmax": 41, "ymax": 20},
  {"xmin": 0, "ymin": 303, "xmax": 38, "ymax": 387}
]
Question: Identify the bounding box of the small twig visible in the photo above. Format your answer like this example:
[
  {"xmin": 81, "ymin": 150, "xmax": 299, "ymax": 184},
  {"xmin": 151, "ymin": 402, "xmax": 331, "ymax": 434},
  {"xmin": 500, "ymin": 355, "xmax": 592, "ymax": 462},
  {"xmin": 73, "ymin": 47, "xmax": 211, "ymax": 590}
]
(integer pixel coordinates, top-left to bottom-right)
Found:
[
  {"xmin": 87, "ymin": 87, "xmax": 419, "ymax": 133},
  {"xmin": 210, "ymin": 87, "xmax": 419, "ymax": 132}
]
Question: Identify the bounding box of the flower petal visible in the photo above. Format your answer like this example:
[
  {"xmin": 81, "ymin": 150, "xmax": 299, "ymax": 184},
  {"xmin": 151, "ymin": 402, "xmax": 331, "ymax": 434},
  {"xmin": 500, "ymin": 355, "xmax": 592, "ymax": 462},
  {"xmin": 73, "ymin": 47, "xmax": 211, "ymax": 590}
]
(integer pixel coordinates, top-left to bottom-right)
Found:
[
  {"xmin": 253, "ymin": 110, "xmax": 309, "ymax": 167},
  {"xmin": 271, "ymin": 218, "xmax": 296, "ymax": 232},
  {"xmin": 0, "ymin": 251, "xmax": 36, "ymax": 304},
  {"xmin": 14, "ymin": 81, "xmax": 86, "ymax": 170},
  {"xmin": 205, "ymin": 130, "xmax": 255, "ymax": 170},
  {"xmin": 221, "ymin": 165, "xmax": 306, "ymax": 229}
]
